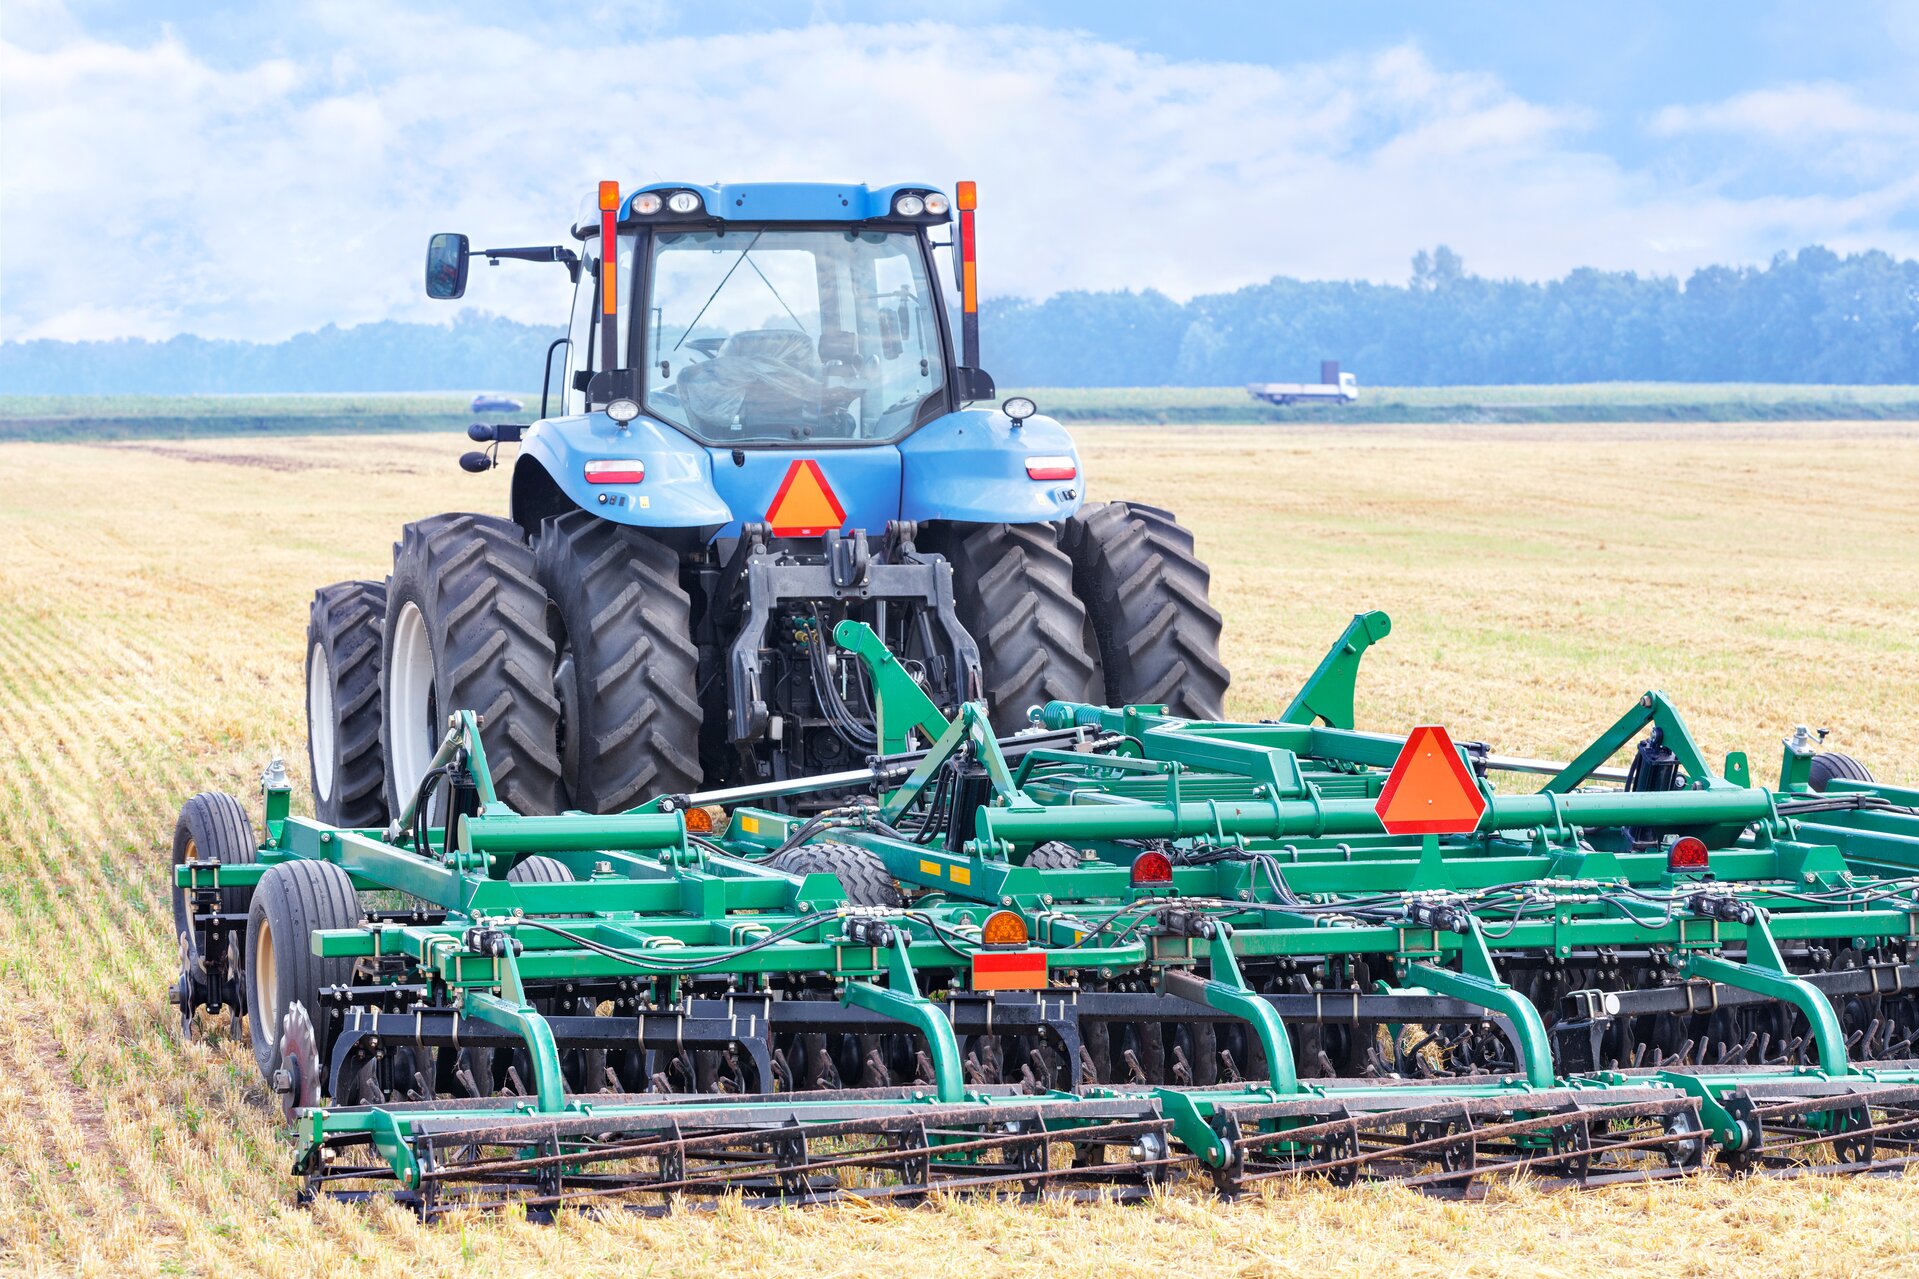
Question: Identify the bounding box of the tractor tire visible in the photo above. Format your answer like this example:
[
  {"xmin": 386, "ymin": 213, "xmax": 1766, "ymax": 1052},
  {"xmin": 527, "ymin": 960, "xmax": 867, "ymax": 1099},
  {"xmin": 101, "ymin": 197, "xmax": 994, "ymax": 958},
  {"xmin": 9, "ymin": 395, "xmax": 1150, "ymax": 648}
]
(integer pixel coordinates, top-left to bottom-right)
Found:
[
  {"xmin": 1809, "ymin": 752, "xmax": 1875, "ymax": 792},
  {"xmin": 767, "ymin": 841, "xmax": 903, "ymax": 908},
  {"xmin": 305, "ymin": 580, "xmax": 389, "ymax": 828},
  {"xmin": 533, "ymin": 511, "xmax": 701, "ymax": 811},
  {"xmin": 919, "ymin": 521, "xmax": 1101, "ymax": 734},
  {"xmin": 1062, "ymin": 501, "xmax": 1229, "ymax": 719},
  {"xmin": 246, "ymin": 858, "xmax": 361, "ymax": 1083},
  {"xmin": 1024, "ymin": 840, "xmax": 1085, "ymax": 870},
  {"xmin": 382, "ymin": 513, "xmax": 564, "ymax": 818}
]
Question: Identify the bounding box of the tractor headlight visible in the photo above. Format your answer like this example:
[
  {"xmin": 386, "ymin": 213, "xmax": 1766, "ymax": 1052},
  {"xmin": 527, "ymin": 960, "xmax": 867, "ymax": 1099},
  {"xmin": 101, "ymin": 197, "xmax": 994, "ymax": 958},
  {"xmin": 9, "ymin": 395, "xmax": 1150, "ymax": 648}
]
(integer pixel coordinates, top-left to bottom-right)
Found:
[
  {"xmin": 894, "ymin": 194, "xmax": 926, "ymax": 217},
  {"xmin": 922, "ymin": 192, "xmax": 950, "ymax": 216},
  {"xmin": 632, "ymin": 192, "xmax": 664, "ymax": 216},
  {"xmin": 606, "ymin": 398, "xmax": 641, "ymax": 424},
  {"xmin": 667, "ymin": 191, "xmax": 702, "ymax": 214}
]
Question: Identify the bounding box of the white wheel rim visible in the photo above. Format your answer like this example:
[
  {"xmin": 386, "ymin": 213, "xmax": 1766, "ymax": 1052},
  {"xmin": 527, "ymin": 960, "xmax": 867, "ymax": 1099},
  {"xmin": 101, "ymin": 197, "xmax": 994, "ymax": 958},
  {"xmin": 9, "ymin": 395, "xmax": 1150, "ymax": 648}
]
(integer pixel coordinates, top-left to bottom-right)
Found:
[
  {"xmin": 307, "ymin": 642, "xmax": 336, "ymax": 801},
  {"xmin": 254, "ymin": 917, "xmax": 279, "ymax": 1043},
  {"xmin": 390, "ymin": 600, "xmax": 436, "ymax": 810}
]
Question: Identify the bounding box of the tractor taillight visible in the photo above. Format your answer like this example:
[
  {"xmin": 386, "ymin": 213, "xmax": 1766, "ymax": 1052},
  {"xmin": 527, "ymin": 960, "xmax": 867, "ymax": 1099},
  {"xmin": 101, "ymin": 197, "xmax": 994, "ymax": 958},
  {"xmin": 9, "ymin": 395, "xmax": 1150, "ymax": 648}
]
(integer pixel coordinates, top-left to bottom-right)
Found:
[
  {"xmin": 585, "ymin": 459, "xmax": 644, "ymax": 484},
  {"xmin": 1666, "ymin": 835, "xmax": 1710, "ymax": 871},
  {"xmin": 1025, "ymin": 455, "xmax": 1075, "ymax": 481},
  {"xmin": 1130, "ymin": 850, "xmax": 1174, "ymax": 887}
]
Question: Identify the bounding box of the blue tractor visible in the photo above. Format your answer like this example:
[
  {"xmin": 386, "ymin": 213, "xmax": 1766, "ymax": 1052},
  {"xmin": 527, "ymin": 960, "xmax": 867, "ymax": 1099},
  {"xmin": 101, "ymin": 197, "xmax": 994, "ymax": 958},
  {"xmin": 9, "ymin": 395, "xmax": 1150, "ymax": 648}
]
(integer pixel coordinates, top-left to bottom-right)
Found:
[{"xmin": 303, "ymin": 181, "xmax": 1229, "ymax": 824}]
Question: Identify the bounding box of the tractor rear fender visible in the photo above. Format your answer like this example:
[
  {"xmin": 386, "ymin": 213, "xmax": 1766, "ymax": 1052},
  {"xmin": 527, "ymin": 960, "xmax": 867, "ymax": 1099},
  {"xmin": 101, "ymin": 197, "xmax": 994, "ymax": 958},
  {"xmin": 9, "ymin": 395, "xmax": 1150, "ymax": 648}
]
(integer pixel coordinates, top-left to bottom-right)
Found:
[
  {"xmin": 509, "ymin": 413, "xmax": 732, "ymax": 538},
  {"xmin": 898, "ymin": 408, "xmax": 1083, "ymax": 524}
]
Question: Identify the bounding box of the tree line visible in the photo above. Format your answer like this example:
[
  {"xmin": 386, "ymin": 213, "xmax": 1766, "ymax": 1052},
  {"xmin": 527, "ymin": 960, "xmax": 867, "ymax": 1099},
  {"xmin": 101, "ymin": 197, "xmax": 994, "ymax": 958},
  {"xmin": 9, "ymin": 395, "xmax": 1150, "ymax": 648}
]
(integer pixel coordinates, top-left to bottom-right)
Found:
[{"xmin": 6, "ymin": 246, "xmax": 1919, "ymax": 394}]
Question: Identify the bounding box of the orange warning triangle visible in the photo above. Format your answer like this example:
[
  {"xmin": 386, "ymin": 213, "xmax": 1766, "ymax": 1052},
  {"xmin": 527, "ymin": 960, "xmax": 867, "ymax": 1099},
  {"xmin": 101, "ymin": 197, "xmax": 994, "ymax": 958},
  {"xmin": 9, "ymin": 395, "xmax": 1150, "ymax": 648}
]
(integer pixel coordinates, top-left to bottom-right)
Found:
[
  {"xmin": 765, "ymin": 459, "xmax": 847, "ymax": 536},
  {"xmin": 1374, "ymin": 725, "xmax": 1488, "ymax": 835}
]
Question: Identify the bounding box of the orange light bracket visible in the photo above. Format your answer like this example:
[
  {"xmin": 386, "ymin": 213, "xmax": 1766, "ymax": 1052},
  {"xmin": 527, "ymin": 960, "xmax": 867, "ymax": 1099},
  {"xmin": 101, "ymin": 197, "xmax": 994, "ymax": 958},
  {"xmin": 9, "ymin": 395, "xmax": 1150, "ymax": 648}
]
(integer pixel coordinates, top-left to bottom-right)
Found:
[
  {"xmin": 598, "ymin": 180, "xmax": 620, "ymax": 375},
  {"xmin": 954, "ymin": 179, "xmax": 980, "ymax": 372}
]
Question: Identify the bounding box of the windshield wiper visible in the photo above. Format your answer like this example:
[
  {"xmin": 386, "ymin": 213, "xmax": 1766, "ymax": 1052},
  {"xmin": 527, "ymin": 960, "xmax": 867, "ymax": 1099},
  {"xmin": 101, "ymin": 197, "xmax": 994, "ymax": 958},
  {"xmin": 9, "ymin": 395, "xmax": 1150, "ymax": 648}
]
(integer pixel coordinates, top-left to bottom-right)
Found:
[
  {"xmin": 743, "ymin": 256, "xmax": 809, "ymax": 334},
  {"xmin": 672, "ymin": 231, "xmax": 763, "ymax": 353}
]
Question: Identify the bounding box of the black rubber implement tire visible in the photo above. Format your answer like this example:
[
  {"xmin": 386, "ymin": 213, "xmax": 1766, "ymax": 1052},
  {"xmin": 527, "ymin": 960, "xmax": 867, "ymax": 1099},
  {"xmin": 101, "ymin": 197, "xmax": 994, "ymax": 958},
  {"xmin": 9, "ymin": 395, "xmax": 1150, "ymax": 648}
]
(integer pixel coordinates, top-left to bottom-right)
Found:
[
  {"xmin": 534, "ymin": 511, "xmax": 701, "ymax": 811},
  {"xmin": 920, "ymin": 522, "xmax": 1101, "ymax": 734},
  {"xmin": 246, "ymin": 859, "xmax": 361, "ymax": 1083},
  {"xmin": 306, "ymin": 579, "xmax": 389, "ymax": 828},
  {"xmin": 382, "ymin": 513, "xmax": 564, "ymax": 817},
  {"xmin": 505, "ymin": 855, "xmax": 575, "ymax": 884},
  {"xmin": 1062, "ymin": 501, "xmax": 1230, "ymax": 719},
  {"xmin": 171, "ymin": 791, "xmax": 256, "ymax": 965},
  {"xmin": 767, "ymin": 842, "xmax": 903, "ymax": 908},
  {"xmin": 1024, "ymin": 840, "xmax": 1085, "ymax": 870},
  {"xmin": 1809, "ymin": 752, "xmax": 1875, "ymax": 792}
]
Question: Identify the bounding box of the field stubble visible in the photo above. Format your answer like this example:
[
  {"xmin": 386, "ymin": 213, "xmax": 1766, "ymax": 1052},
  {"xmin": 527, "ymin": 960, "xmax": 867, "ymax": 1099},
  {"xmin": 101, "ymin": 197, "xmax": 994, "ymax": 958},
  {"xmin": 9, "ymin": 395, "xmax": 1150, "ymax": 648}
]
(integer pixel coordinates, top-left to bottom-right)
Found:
[{"xmin": 0, "ymin": 422, "xmax": 1916, "ymax": 1277}]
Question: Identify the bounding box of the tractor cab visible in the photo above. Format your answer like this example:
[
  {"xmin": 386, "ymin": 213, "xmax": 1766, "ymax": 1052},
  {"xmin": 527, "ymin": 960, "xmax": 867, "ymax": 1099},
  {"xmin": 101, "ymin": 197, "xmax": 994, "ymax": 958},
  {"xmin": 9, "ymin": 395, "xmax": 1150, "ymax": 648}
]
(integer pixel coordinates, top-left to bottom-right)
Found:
[{"xmin": 404, "ymin": 181, "xmax": 1224, "ymax": 800}]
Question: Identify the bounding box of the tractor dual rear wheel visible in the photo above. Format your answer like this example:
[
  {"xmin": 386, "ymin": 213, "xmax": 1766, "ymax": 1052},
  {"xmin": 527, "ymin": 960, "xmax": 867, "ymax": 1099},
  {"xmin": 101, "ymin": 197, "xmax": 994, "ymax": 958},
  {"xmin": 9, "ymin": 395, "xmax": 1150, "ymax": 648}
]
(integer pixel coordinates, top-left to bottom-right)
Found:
[
  {"xmin": 920, "ymin": 522, "xmax": 1100, "ymax": 734},
  {"xmin": 382, "ymin": 513, "xmax": 564, "ymax": 817},
  {"xmin": 1062, "ymin": 501, "xmax": 1229, "ymax": 719},
  {"xmin": 306, "ymin": 579, "xmax": 389, "ymax": 828},
  {"xmin": 534, "ymin": 511, "xmax": 701, "ymax": 811}
]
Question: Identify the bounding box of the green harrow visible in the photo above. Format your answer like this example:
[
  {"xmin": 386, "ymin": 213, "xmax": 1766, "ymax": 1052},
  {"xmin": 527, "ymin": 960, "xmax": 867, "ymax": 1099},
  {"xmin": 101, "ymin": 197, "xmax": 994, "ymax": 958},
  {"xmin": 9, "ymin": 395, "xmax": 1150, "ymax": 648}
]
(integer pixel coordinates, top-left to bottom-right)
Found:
[{"xmin": 170, "ymin": 611, "xmax": 1919, "ymax": 1214}]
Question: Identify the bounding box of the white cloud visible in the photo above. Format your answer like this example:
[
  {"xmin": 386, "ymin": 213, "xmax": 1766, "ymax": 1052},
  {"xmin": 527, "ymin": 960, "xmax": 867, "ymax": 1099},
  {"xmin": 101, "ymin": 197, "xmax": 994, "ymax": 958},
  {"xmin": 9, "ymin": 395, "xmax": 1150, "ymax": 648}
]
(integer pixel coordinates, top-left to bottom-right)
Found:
[
  {"xmin": 5, "ymin": 4, "xmax": 1919, "ymax": 343},
  {"xmin": 1651, "ymin": 83, "xmax": 1919, "ymax": 140}
]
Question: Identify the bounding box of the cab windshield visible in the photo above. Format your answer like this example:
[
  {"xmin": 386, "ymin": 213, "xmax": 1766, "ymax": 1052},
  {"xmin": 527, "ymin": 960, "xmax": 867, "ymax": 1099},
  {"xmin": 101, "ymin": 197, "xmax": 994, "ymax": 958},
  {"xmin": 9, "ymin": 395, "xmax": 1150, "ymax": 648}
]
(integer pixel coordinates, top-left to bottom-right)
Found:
[{"xmin": 640, "ymin": 227, "xmax": 945, "ymax": 444}]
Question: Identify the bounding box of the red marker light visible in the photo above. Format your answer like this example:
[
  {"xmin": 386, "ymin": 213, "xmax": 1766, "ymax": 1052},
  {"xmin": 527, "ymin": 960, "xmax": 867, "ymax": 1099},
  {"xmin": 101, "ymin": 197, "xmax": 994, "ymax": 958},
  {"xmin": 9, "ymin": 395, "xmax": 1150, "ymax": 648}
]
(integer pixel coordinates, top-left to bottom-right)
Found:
[
  {"xmin": 1667, "ymin": 835, "xmax": 1710, "ymax": 871},
  {"xmin": 1025, "ymin": 455, "xmax": 1076, "ymax": 481},
  {"xmin": 1130, "ymin": 849, "xmax": 1174, "ymax": 887},
  {"xmin": 585, "ymin": 459, "xmax": 644, "ymax": 484}
]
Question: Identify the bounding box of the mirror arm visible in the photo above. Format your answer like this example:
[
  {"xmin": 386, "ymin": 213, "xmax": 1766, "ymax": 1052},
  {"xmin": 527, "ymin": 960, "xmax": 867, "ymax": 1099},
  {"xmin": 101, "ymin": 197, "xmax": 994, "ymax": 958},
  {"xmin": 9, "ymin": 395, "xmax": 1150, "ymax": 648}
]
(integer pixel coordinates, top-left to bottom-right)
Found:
[{"xmin": 476, "ymin": 246, "xmax": 580, "ymax": 270}]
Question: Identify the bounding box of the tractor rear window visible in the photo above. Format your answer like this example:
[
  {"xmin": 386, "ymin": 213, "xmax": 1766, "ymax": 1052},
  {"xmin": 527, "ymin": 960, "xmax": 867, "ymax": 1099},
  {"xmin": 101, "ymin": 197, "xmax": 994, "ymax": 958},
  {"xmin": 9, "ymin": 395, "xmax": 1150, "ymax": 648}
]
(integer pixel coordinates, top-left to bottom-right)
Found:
[{"xmin": 639, "ymin": 228, "xmax": 945, "ymax": 444}]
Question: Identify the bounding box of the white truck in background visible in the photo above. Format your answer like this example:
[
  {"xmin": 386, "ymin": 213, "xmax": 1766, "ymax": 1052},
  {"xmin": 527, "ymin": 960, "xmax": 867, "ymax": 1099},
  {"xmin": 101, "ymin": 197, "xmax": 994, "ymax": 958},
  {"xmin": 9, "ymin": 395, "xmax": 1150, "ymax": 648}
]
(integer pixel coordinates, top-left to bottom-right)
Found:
[{"xmin": 1247, "ymin": 359, "xmax": 1359, "ymax": 406}]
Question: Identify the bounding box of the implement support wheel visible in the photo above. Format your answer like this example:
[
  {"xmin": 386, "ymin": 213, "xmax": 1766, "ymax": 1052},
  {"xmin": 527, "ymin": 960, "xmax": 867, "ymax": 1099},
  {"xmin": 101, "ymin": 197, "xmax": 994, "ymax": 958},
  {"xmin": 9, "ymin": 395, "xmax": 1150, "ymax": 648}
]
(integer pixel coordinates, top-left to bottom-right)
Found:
[{"xmin": 246, "ymin": 859, "xmax": 362, "ymax": 1084}]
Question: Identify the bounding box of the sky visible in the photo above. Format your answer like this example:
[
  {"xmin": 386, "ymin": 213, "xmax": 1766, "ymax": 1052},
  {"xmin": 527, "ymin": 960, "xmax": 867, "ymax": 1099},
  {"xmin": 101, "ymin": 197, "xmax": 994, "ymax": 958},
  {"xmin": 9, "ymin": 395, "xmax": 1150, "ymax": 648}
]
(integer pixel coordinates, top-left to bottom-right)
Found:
[{"xmin": 5, "ymin": 0, "xmax": 1919, "ymax": 342}]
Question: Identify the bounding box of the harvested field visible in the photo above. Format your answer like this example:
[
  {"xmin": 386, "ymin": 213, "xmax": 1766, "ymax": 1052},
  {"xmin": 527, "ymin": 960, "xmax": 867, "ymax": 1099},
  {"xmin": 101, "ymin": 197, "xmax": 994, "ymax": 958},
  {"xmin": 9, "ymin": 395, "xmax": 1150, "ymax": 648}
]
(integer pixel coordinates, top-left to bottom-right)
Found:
[{"xmin": 0, "ymin": 422, "xmax": 1915, "ymax": 1277}]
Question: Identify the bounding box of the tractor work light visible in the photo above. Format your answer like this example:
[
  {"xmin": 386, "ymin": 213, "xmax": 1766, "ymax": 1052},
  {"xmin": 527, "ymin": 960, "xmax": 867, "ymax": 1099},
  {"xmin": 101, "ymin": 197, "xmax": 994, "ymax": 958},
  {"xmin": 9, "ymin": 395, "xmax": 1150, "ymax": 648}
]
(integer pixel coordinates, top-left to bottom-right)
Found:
[
  {"xmin": 1130, "ymin": 849, "xmax": 1174, "ymax": 887},
  {"xmin": 584, "ymin": 459, "xmax": 645, "ymax": 484},
  {"xmin": 632, "ymin": 192, "xmax": 664, "ymax": 216},
  {"xmin": 667, "ymin": 190, "xmax": 702, "ymax": 214},
  {"xmin": 1666, "ymin": 835, "xmax": 1710, "ymax": 871},
  {"xmin": 1025, "ymin": 455, "xmax": 1076, "ymax": 481},
  {"xmin": 923, "ymin": 192, "xmax": 950, "ymax": 216},
  {"xmin": 606, "ymin": 397, "xmax": 641, "ymax": 424},
  {"xmin": 894, "ymin": 193, "xmax": 926, "ymax": 217},
  {"xmin": 980, "ymin": 909, "xmax": 1030, "ymax": 948}
]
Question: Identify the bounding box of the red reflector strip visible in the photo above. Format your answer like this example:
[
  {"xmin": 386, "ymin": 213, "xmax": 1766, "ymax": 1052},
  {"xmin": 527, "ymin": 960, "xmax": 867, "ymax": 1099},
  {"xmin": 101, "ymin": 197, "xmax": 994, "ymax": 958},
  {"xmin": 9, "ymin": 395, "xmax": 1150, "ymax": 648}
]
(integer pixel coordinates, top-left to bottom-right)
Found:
[
  {"xmin": 585, "ymin": 459, "xmax": 644, "ymax": 484},
  {"xmin": 1025, "ymin": 455, "xmax": 1076, "ymax": 481},
  {"xmin": 971, "ymin": 950, "xmax": 1047, "ymax": 991}
]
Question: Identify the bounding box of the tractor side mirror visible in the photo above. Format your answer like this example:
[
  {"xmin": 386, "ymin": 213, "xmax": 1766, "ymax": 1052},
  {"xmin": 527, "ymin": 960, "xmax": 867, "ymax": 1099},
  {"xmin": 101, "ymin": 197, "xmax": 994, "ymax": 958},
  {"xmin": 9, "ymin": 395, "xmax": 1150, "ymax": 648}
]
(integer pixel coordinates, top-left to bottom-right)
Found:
[
  {"xmin": 425, "ymin": 233, "xmax": 470, "ymax": 300},
  {"xmin": 877, "ymin": 309, "xmax": 903, "ymax": 360}
]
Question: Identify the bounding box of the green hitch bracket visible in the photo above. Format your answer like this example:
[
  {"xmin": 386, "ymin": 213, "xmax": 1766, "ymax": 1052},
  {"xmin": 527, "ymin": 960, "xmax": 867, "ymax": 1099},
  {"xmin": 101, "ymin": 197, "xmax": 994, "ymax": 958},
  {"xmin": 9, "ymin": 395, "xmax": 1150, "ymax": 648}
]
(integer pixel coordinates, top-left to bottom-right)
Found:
[
  {"xmin": 1162, "ymin": 936, "xmax": 1300, "ymax": 1094},
  {"xmin": 1680, "ymin": 910, "xmax": 1850, "ymax": 1076},
  {"xmin": 460, "ymin": 942, "xmax": 568, "ymax": 1112},
  {"xmin": 833, "ymin": 619, "xmax": 953, "ymax": 754},
  {"xmin": 839, "ymin": 929, "xmax": 965, "ymax": 1102},
  {"xmin": 1279, "ymin": 609, "xmax": 1392, "ymax": 730},
  {"xmin": 1403, "ymin": 917, "xmax": 1555, "ymax": 1087}
]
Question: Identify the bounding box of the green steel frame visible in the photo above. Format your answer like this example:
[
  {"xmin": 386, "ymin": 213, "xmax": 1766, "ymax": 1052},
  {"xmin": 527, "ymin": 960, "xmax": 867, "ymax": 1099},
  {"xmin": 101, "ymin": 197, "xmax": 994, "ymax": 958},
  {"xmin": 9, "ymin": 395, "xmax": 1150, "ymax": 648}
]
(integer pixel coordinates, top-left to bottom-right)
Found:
[{"xmin": 171, "ymin": 610, "xmax": 1919, "ymax": 1206}]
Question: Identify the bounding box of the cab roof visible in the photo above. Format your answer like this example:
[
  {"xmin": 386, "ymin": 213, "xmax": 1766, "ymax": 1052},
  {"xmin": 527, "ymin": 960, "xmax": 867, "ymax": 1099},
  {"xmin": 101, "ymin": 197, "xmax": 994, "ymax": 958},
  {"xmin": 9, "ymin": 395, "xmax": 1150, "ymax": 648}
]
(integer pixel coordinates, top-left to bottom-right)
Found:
[{"xmin": 628, "ymin": 181, "xmax": 946, "ymax": 222}]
